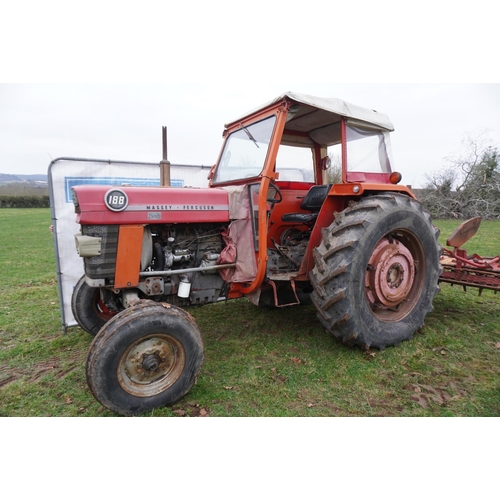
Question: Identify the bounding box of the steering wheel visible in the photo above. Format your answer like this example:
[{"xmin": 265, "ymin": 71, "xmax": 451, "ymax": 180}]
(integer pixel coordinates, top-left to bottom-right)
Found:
[{"xmin": 267, "ymin": 182, "xmax": 283, "ymax": 205}]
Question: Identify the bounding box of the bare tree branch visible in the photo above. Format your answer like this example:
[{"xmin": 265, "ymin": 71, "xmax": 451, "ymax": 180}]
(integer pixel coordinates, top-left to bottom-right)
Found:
[{"xmin": 419, "ymin": 131, "xmax": 499, "ymax": 220}]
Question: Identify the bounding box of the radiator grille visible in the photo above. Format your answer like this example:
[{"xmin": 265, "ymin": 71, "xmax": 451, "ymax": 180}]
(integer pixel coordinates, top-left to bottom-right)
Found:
[{"xmin": 82, "ymin": 225, "xmax": 119, "ymax": 280}]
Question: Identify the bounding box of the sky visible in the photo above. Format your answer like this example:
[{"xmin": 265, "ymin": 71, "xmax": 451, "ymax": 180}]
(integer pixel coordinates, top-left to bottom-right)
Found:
[
  {"xmin": 1, "ymin": 2, "xmax": 499, "ymax": 189},
  {"xmin": 1, "ymin": 83, "xmax": 499, "ymax": 188}
]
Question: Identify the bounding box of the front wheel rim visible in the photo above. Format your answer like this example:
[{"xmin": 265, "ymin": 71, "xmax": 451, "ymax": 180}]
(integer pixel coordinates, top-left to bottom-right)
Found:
[
  {"xmin": 95, "ymin": 296, "xmax": 117, "ymax": 321},
  {"xmin": 117, "ymin": 334, "xmax": 186, "ymax": 397}
]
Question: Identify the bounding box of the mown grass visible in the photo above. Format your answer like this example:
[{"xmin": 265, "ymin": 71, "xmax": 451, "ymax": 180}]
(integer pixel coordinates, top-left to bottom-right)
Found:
[{"xmin": 1, "ymin": 209, "xmax": 499, "ymax": 417}]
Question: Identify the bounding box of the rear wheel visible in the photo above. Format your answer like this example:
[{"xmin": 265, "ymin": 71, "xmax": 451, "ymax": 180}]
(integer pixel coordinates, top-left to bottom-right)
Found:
[
  {"xmin": 71, "ymin": 276, "xmax": 120, "ymax": 336},
  {"xmin": 310, "ymin": 193, "xmax": 441, "ymax": 349},
  {"xmin": 86, "ymin": 301, "xmax": 204, "ymax": 416}
]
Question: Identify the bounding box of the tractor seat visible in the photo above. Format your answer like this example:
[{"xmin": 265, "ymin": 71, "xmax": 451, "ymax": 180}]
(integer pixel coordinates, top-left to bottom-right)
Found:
[{"xmin": 281, "ymin": 185, "xmax": 332, "ymax": 224}]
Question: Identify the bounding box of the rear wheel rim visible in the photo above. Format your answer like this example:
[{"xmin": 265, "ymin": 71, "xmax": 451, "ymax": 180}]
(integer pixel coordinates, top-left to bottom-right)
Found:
[{"xmin": 365, "ymin": 231, "xmax": 425, "ymax": 322}]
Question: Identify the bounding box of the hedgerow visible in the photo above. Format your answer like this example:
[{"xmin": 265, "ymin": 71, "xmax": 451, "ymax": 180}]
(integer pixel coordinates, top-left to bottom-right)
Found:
[{"xmin": 0, "ymin": 196, "xmax": 50, "ymax": 208}]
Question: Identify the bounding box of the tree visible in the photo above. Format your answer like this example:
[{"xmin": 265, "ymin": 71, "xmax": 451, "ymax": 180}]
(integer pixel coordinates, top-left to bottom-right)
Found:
[
  {"xmin": 419, "ymin": 131, "xmax": 500, "ymax": 220},
  {"xmin": 461, "ymin": 146, "xmax": 500, "ymax": 218},
  {"xmin": 327, "ymin": 150, "xmax": 342, "ymax": 184},
  {"xmin": 419, "ymin": 168, "xmax": 460, "ymax": 219}
]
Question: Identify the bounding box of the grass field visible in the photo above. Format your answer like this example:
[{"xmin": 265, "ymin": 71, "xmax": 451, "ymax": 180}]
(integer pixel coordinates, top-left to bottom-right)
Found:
[{"xmin": 1, "ymin": 208, "xmax": 499, "ymax": 417}]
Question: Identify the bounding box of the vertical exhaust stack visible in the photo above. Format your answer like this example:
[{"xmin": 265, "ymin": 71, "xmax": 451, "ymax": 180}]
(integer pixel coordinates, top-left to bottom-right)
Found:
[{"xmin": 160, "ymin": 126, "xmax": 171, "ymax": 187}]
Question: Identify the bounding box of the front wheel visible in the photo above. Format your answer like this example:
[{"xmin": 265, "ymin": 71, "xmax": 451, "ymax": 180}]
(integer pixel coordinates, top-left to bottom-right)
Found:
[
  {"xmin": 71, "ymin": 276, "xmax": 121, "ymax": 336},
  {"xmin": 310, "ymin": 193, "xmax": 441, "ymax": 350},
  {"xmin": 86, "ymin": 301, "xmax": 204, "ymax": 416}
]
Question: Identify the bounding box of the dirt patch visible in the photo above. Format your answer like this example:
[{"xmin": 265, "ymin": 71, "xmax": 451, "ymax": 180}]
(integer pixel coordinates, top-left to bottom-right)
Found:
[
  {"xmin": 171, "ymin": 403, "xmax": 210, "ymax": 417},
  {"xmin": 0, "ymin": 349, "xmax": 86, "ymax": 388},
  {"xmin": 405, "ymin": 380, "xmax": 468, "ymax": 408},
  {"xmin": 0, "ymin": 375, "xmax": 18, "ymax": 388}
]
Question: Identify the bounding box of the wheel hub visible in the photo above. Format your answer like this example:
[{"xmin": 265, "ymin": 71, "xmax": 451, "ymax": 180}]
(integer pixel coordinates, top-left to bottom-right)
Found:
[
  {"xmin": 123, "ymin": 338, "xmax": 175, "ymax": 384},
  {"xmin": 387, "ymin": 262, "xmax": 405, "ymax": 289},
  {"xmin": 366, "ymin": 237, "xmax": 416, "ymax": 308},
  {"xmin": 142, "ymin": 354, "xmax": 161, "ymax": 372}
]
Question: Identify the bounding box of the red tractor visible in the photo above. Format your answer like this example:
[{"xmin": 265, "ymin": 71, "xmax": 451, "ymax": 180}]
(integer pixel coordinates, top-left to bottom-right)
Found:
[{"xmin": 72, "ymin": 92, "xmax": 441, "ymax": 415}]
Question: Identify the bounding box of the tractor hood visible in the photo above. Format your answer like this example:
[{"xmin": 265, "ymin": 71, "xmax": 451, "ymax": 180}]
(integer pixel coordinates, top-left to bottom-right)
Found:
[{"xmin": 72, "ymin": 185, "xmax": 230, "ymax": 225}]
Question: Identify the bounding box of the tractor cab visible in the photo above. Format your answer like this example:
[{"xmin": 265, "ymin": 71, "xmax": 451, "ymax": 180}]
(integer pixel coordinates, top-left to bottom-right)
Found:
[
  {"xmin": 209, "ymin": 92, "xmax": 398, "ymax": 188},
  {"xmin": 207, "ymin": 92, "xmax": 412, "ymax": 303}
]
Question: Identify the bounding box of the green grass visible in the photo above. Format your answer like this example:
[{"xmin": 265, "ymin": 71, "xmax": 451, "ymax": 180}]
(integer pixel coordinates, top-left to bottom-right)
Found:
[{"xmin": 1, "ymin": 208, "xmax": 499, "ymax": 417}]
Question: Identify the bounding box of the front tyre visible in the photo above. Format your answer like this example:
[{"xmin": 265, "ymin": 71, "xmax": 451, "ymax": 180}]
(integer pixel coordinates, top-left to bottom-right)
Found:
[
  {"xmin": 86, "ymin": 301, "xmax": 204, "ymax": 416},
  {"xmin": 71, "ymin": 276, "xmax": 120, "ymax": 336},
  {"xmin": 310, "ymin": 193, "xmax": 441, "ymax": 350}
]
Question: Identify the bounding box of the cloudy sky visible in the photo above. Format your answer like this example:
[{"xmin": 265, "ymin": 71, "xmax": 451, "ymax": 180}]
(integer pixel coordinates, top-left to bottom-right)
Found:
[
  {"xmin": 1, "ymin": 83, "xmax": 499, "ymax": 188},
  {"xmin": 2, "ymin": 1, "xmax": 499, "ymax": 189}
]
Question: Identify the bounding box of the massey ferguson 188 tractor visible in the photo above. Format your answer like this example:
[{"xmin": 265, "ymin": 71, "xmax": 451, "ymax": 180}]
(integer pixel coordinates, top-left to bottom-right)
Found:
[{"xmin": 71, "ymin": 92, "xmax": 444, "ymax": 415}]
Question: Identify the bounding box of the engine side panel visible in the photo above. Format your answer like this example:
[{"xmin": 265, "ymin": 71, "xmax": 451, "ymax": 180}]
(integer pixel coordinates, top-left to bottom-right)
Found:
[{"xmin": 115, "ymin": 225, "xmax": 144, "ymax": 288}]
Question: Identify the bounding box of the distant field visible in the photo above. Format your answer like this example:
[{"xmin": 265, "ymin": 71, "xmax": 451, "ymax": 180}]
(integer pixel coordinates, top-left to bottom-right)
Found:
[{"xmin": 0, "ymin": 208, "xmax": 499, "ymax": 417}]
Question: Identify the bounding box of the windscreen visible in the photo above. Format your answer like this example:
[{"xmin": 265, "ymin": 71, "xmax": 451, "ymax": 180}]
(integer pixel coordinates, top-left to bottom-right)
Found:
[{"xmin": 212, "ymin": 116, "xmax": 277, "ymax": 184}]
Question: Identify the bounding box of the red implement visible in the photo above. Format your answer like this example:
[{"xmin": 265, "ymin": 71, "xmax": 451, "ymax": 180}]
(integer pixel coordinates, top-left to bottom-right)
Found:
[{"xmin": 439, "ymin": 218, "xmax": 500, "ymax": 294}]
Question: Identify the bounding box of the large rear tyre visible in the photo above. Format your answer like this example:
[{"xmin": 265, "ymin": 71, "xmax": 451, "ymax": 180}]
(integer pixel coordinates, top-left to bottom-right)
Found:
[
  {"xmin": 310, "ymin": 193, "xmax": 441, "ymax": 350},
  {"xmin": 86, "ymin": 301, "xmax": 204, "ymax": 416},
  {"xmin": 71, "ymin": 276, "xmax": 120, "ymax": 336}
]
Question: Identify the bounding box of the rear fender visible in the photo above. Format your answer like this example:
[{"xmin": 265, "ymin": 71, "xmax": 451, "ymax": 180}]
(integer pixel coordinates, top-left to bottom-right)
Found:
[{"xmin": 296, "ymin": 184, "xmax": 415, "ymax": 279}]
